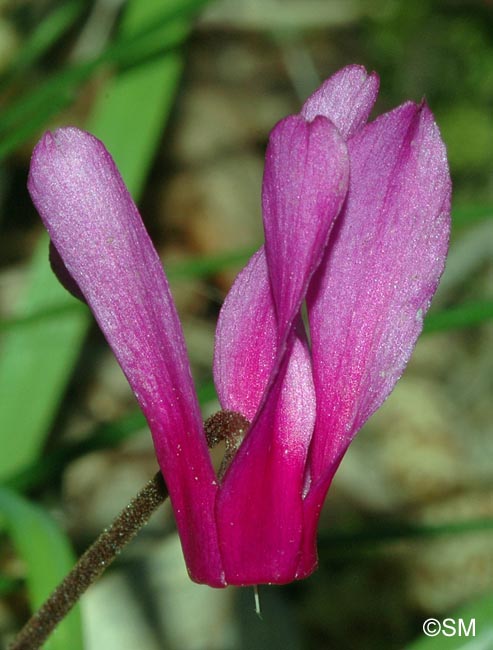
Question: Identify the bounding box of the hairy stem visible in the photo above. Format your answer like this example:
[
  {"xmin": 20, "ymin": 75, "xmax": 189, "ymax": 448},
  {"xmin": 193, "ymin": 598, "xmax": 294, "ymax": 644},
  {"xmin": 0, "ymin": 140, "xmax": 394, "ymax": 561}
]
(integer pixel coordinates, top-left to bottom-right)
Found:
[{"xmin": 9, "ymin": 471, "xmax": 168, "ymax": 650}]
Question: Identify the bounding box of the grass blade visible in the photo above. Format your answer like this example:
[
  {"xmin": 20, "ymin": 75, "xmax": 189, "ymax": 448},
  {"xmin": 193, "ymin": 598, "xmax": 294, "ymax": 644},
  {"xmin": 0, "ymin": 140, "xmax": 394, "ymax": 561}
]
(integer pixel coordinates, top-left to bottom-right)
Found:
[
  {"xmin": 0, "ymin": 0, "xmax": 209, "ymax": 161},
  {"xmin": 424, "ymin": 300, "xmax": 493, "ymax": 334},
  {"xmin": 452, "ymin": 204, "xmax": 493, "ymax": 226},
  {"xmin": 0, "ymin": 488, "xmax": 83, "ymax": 650},
  {"xmin": 0, "ymin": 1, "xmax": 84, "ymax": 88},
  {"xmin": 0, "ymin": 245, "xmax": 89, "ymax": 480}
]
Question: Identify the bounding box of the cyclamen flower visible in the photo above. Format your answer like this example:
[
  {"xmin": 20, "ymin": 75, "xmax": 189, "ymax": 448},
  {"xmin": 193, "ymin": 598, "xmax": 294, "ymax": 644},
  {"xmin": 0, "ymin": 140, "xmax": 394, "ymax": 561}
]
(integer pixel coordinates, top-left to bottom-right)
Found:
[{"xmin": 28, "ymin": 65, "xmax": 451, "ymax": 587}]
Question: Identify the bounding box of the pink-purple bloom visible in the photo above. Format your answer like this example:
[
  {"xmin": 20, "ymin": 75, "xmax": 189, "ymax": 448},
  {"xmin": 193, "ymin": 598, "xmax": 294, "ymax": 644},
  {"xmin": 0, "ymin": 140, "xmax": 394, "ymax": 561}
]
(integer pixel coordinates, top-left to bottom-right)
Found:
[{"xmin": 28, "ymin": 65, "xmax": 451, "ymax": 587}]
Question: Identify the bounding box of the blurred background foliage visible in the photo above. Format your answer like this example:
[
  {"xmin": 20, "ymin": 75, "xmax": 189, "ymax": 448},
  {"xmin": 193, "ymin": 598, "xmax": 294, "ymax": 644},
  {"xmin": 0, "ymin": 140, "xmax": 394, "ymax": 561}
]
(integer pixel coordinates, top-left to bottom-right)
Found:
[{"xmin": 0, "ymin": 0, "xmax": 492, "ymax": 649}]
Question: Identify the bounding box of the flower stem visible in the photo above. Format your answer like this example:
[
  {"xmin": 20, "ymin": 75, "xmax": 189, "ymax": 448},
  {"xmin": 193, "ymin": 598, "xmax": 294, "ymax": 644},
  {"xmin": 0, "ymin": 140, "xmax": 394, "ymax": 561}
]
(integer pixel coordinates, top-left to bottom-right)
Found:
[{"xmin": 8, "ymin": 471, "xmax": 168, "ymax": 650}]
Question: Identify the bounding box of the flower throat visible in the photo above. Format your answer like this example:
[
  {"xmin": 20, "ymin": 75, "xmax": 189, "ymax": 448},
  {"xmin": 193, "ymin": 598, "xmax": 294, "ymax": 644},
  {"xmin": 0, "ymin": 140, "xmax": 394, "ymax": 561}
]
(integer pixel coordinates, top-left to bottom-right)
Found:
[{"xmin": 204, "ymin": 409, "xmax": 251, "ymax": 480}]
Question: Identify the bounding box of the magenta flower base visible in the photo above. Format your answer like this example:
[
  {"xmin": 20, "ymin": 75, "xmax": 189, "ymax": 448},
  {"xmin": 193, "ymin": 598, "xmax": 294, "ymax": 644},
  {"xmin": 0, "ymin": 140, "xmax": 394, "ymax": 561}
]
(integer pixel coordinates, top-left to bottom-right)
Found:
[{"xmin": 28, "ymin": 65, "xmax": 451, "ymax": 587}]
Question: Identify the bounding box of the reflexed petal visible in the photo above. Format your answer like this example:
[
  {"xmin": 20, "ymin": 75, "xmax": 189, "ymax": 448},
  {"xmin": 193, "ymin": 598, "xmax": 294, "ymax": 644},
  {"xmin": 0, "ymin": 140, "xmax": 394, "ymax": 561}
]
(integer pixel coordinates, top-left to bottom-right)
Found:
[
  {"xmin": 28, "ymin": 128, "xmax": 223, "ymax": 584},
  {"xmin": 306, "ymin": 102, "xmax": 451, "ymax": 499},
  {"xmin": 217, "ymin": 329, "xmax": 316, "ymax": 585},
  {"xmin": 262, "ymin": 115, "xmax": 348, "ymax": 338},
  {"xmin": 214, "ymin": 247, "xmax": 277, "ymax": 421},
  {"xmin": 301, "ymin": 64, "xmax": 379, "ymax": 139}
]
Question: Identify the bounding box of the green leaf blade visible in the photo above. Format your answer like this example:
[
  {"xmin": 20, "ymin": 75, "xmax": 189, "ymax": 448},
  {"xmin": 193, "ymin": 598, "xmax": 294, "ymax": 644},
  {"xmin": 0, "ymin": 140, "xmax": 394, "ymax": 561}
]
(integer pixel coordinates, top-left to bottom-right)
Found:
[{"xmin": 0, "ymin": 488, "xmax": 83, "ymax": 650}]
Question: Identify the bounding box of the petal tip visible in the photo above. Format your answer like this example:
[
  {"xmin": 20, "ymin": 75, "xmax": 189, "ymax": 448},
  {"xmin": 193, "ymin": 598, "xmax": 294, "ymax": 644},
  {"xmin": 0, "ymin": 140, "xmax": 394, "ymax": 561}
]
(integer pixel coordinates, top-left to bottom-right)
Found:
[
  {"xmin": 301, "ymin": 64, "xmax": 380, "ymax": 139},
  {"xmin": 29, "ymin": 127, "xmax": 81, "ymax": 178}
]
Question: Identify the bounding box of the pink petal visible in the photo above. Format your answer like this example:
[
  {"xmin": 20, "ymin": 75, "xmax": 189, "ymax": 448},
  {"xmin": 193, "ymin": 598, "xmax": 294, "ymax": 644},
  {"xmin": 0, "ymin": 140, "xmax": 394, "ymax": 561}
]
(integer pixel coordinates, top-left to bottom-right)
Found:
[
  {"xmin": 216, "ymin": 328, "xmax": 316, "ymax": 585},
  {"xmin": 306, "ymin": 101, "xmax": 451, "ymax": 501},
  {"xmin": 301, "ymin": 64, "xmax": 379, "ymax": 139},
  {"xmin": 28, "ymin": 128, "xmax": 224, "ymax": 585},
  {"xmin": 262, "ymin": 114, "xmax": 348, "ymax": 338},
  {"xmin": 213, "ymin": 248, "xmax": 276, "ymax": 421}
]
